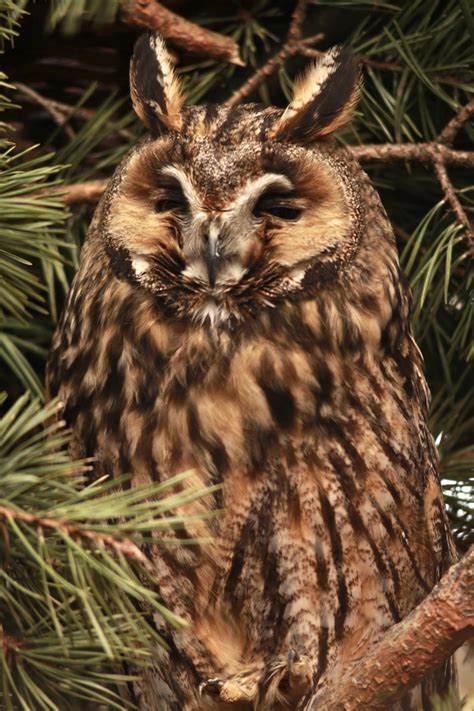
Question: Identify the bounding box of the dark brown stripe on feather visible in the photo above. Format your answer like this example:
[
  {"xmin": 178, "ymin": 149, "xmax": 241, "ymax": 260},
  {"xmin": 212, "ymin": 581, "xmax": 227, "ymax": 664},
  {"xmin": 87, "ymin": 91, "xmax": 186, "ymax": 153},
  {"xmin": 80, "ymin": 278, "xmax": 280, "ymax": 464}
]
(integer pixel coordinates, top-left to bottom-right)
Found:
[{"xmin": 319, "ymin": 492, "xmax": 348, "ymax": 639}]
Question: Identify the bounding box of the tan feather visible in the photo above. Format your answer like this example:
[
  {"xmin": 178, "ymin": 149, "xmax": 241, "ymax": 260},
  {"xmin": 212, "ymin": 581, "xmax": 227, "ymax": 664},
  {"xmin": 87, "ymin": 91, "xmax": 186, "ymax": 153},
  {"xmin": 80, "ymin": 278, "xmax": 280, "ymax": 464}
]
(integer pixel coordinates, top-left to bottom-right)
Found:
[
  {"xmin": 130, "ymin": 32, "xmax": 185, "ymax": 132},
  {"xmin": 268, "ymin": 46, "xmax": 361, "ymax": 142}
]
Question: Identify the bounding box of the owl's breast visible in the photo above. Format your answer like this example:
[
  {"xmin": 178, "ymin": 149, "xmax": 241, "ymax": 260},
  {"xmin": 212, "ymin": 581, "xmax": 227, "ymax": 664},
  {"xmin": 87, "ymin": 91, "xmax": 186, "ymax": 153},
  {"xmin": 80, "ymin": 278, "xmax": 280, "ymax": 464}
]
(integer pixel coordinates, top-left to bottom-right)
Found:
[{"xmin": 48, "ymin": 273, "xmax": 454, "ymax": 693}]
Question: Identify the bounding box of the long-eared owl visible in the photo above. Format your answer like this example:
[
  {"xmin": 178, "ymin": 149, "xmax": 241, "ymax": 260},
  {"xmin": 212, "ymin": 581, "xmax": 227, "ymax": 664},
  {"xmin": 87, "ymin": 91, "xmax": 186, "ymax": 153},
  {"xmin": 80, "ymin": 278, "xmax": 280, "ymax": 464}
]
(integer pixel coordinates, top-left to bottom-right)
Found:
[{"xmin": 47, "ymin": 32, "xmax": 458, "ymax": 710}]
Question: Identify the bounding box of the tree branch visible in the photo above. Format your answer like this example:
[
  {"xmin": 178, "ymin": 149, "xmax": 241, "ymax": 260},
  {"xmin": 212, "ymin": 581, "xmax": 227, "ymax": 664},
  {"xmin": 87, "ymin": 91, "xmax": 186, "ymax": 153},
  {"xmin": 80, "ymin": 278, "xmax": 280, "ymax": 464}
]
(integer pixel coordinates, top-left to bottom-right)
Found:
[
  {"xmin": 224, "ymin": 0, "xmax": 324, "ymax": 108},
  {"xmin": 14, "ymin": 82, "xmax": 76, "ymax": 139},
  {"xmin": 0, "ymin": 504, "xmax": 154, "ymax": 572},
  {"xmin": 59, "ymin": 179, "xmax": 109, "ymax": 205},
  {"xmin": 349, "ymin": 142, "xmax": 474, "ymax": 168},
  {"xmin": 438, "ymin": 98, "xmax": 474, "ymax": 146},
  {"xmin": 121, "ymin": 0, "xmax": 243, "ymax": 66},
  {"xmin": 309, "ymin": 547, "xmax": 474, "ymax": 710},
  {"xmin": 14, "ymin": 83, "xmax": 134, "ymax": 141},
  {"xmin": 350, "ymin": 129, "xmax": 473, "ymax": 254},
  {"xmin": 288, "ymin": 0, "xmax": 310, "ymax": 43},
  {"xmin": 433, "ymin": 159, "xmax": 473, "ymax": 243}
]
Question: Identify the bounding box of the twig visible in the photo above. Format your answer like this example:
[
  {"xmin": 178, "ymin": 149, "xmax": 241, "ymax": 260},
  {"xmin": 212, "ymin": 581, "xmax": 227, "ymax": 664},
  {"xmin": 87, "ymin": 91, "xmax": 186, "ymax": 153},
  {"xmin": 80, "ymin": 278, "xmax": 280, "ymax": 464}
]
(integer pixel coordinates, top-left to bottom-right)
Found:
[
  {"xmin": 438, "ymin": 98, "xmax": 474, "ymax": 146},
  {"xmin": 224, "ymin": 36, "xmax": 324, "ymax": 107},
  {"xmin": 225, "ymin": 0, "xmax": 323, "ymax": 108},
  {"xmin": 14, "ymin": 83, "xmax": 134, "ymax": 141},
  {"xmin": 121, "ymin": 0, "xmax": 243, "ymax": 66},
  {"xmin": 0, "ymin": 504, "xmax": 154, "ymax": 572},
  {"xmin": 224, "ymin": 43, "xmax": 299, "ymax": 108},
  {"xmin": 361, "ymin": 57, "xmax": 402, "ymax": 72},
  {"xmin": 288, "ymin": 0, "xmax": 309, "ymax": 43},
  {"xmin": 59, "ymin": 179, "xmax": 109, "ymax": 205},
  {"xmin": 433, "ymin": 159, "xmax": 473, "ymax": 242},
  {"xmin": 14, "ymin": 82, "xmax": 76, "ymax": 140},
  {"xmin": 309, "ymin": 547, "xmax": 474, "ymax": 710},
  {"xmin": 351, "ymin": 98, "xmax": 474, "ymax": 255},
  {"xmin": 349, "ymin": 142, "xmax": 474, "ymax": 168}
]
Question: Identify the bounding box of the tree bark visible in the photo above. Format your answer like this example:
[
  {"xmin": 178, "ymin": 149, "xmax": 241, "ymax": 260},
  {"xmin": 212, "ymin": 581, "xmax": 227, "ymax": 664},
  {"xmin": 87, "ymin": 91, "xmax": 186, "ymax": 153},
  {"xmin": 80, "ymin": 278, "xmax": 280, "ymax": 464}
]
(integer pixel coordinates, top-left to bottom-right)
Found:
[{"xmin": 309, "ymin": 547, "xmax": 473, "ymax": 710}]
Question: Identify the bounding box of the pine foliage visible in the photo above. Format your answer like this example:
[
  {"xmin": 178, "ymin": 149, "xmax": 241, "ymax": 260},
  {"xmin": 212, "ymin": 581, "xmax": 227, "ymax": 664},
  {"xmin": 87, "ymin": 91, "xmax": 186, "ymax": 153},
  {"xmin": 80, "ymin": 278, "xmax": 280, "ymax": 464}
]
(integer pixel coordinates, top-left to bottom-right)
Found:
[{"xmin": 0, "ymin": 0, "xmax": 472, "ymax": 708}]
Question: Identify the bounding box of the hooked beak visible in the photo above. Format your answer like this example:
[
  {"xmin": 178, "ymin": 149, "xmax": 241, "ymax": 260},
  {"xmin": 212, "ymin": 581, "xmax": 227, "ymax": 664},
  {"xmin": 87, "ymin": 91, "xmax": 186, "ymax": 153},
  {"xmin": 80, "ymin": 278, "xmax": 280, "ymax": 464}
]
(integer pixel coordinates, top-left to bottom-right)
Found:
[{"xmin": 205, "ymin": 233, "xmax": 220, "ymax": 287}]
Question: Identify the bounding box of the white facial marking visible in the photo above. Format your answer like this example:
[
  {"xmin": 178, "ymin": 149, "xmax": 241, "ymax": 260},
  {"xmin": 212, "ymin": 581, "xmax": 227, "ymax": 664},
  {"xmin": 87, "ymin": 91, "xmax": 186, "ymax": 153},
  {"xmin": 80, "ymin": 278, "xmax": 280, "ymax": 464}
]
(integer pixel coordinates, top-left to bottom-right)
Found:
[
  {"xmin": 221, "ymin": 262, "xmax": 246, "ymax": 282},
  {"xmin": 182, "ymin": 260, "xmax": 207, "ymax": 281},
  {"xmin": 161, "ymin": 165, "xmax": 202, "ymax": 211},
  {"xmin": 196, "ymin": 299, "xmax": 231, "ymax": 328},
  {"xmin": 132, "ymin": 255, "xmax": 150, "ymax": 276},
  {"xmin": 229, "ymin": 173, "xmax": 293, "ymax": 216}
]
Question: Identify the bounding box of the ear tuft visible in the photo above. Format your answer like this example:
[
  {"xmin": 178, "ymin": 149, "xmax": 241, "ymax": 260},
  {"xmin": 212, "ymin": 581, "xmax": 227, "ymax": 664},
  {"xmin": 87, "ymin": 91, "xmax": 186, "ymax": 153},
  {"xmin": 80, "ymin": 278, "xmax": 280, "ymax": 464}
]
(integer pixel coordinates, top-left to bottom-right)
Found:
[
  {"xmin": 268, "ymin": 46, "xmax": 361, "ymax": 143},
  {"xmin": 130, "ymin": 32, "xmax": 185, "ymax": 133}
]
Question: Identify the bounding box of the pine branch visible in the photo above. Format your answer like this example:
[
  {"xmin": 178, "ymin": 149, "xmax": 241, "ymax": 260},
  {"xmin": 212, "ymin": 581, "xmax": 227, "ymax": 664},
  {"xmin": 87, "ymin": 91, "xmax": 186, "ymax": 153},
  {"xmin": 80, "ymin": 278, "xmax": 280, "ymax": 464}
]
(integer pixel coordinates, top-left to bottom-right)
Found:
[
  {"xmin": 438, "ymin": 98, "xmax": 474, "ymax": 146},
  {"xmin": 121, "ymin": 0, "xmax": 244, "ymax": 66},
  {"xmin": 351, "ymin": 100, "xmax": 474, "ymax": 254},
  {"xmin": 0, "ymin": 505, "xmax": 154, "ymax": 571},
  {"xmin": 349, "ymin": 142, "xmax": 473, "ymax": 168},
  {"xmin": 14, "ymin": 82, "xmax": 76, "ymax": 140},
  {"xmin": 224, "ymin": 0, "xmax": 324, "ymax": 108},
  {"xmin": 59, "ymin": 178, "xmax": 109, "ymax": 204},
  {"xmin": 309, "ymin": 547, "xmax": 474, "ymax": 710},
  {"xmin": 14, "ymin": 83, "xmax": 134, "ymax": 141}
]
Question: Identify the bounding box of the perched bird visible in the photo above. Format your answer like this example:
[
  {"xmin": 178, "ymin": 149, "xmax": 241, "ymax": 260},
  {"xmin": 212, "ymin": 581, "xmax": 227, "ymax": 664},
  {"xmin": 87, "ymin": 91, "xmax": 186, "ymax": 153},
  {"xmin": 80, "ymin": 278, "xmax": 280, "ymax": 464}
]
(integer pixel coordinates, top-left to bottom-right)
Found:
[{"xmin": 47, "ymin": 32, "xmax": 457, "ymax": 710}]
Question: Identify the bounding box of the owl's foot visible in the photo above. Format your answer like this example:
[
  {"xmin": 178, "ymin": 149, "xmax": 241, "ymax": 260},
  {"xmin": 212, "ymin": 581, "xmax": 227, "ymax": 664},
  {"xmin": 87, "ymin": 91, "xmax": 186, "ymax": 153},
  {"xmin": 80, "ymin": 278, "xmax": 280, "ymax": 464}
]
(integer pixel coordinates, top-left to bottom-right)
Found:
[
  {"xmin": 199, "ymin": 675, "xmax": 256, "ymax": 707},
  {"xmin": 279, "ymin": 649, "xmax": 313, "ymax": 700},
  {"xmin": 199, "ymin": 650, "xmax": 312, "ymax": 709},
  {"xmin": 260, "ymin": 649, "xmax": 313, "ymax": 705}
]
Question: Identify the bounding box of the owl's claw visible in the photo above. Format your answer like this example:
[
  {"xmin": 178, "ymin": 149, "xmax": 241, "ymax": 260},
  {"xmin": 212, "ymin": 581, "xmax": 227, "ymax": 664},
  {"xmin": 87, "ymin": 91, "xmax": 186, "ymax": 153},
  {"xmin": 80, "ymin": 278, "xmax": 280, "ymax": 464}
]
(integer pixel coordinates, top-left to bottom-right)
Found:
[
  {"xmin": 199, "ymin": 676, "xmax": 256, "ymax": 705},
  {"xmin": 287, "ymin": 648, "xmax": 299, "ymax": 666},
  {"xmin": 281, "ymin": 652, "xmax": 312, "ymax": 698},
  {"xmin": 199, "ymin": 677, "xmax": 224, "ymax": 697}
]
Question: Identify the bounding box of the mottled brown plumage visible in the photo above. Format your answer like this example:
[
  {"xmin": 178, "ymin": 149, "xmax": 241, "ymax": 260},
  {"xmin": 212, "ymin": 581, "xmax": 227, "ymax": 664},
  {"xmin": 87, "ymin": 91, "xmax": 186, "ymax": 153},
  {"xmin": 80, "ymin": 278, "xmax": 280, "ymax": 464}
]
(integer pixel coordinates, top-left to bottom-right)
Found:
[{"xmin": 46, "ymin": 33, "xmax": 457, "ymax": 710}]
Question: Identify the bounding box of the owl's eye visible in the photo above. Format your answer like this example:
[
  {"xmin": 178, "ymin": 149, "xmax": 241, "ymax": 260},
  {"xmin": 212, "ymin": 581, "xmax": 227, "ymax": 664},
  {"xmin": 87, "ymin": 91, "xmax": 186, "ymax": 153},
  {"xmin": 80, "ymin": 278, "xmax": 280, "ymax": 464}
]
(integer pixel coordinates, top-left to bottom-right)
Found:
[
  {"xmin": 155, "ymin": 192, "xmax": 186, "ymax": 214},
  {"xmin": 253, "ymin": 192, "xmax": 302, "ymax": 221}
]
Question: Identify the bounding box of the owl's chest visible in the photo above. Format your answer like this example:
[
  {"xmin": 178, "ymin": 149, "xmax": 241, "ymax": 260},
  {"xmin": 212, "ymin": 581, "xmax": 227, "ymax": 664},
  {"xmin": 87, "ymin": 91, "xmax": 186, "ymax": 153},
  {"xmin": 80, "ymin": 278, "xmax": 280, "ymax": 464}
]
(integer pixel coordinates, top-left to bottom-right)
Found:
[{"xmin": 120, "ymin": 327, "xmax": 418, "ymax": 494}]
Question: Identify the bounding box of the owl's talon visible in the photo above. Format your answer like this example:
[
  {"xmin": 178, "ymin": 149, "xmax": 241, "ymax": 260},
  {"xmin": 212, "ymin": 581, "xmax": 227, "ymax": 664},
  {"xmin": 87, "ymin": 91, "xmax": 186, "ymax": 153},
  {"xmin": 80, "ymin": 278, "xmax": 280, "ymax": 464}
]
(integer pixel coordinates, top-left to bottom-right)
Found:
[
  {"xmin": 280, "ymin": 653, "xmax": 312, "ymax": 699},
  {"xmin": 199, "ymin": 678, "xmax": 224, "ymax": 697},
  {"xmin": 287, "ymin": 648, "xmax": 299, "ymax": 666}
]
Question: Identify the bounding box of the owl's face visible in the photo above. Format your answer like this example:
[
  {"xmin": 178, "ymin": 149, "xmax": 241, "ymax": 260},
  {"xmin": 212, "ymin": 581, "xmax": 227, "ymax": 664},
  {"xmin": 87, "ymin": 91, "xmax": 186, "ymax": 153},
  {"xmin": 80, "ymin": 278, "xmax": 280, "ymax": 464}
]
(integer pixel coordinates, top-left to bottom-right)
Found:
[{"xmin": 102, "ymin": 35, "xmax": 363, "ymax": 326}]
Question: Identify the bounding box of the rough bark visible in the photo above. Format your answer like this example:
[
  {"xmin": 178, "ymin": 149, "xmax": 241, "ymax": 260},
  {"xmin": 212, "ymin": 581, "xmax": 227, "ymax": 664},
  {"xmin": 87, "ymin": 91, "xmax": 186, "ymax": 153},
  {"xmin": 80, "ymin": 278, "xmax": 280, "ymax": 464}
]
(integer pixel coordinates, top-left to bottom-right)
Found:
[
  {"xmin": 122, "ymin": 0, "xmax": 243, "ymax": 65},
  {"xmin": 309, "ymin": 547, "xmax": 474, "ymax": 710}
]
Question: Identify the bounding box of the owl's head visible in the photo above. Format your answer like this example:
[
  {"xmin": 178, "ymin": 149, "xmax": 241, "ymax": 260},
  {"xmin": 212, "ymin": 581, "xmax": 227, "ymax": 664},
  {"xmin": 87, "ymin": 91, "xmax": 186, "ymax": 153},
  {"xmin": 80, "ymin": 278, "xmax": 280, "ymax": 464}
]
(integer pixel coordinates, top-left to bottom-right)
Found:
[{"xmin": 100, "ymin": 33, "xmax": 376, "ymax": 327}]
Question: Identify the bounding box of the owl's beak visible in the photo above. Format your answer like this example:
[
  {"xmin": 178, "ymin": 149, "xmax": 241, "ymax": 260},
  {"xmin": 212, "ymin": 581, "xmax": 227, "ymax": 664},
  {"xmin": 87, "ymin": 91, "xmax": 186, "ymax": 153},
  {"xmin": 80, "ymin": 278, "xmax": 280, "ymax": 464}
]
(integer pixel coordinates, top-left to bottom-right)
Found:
[{"xmin": 205, "ymin": 233, "xmax": 220, "ymax": 287}]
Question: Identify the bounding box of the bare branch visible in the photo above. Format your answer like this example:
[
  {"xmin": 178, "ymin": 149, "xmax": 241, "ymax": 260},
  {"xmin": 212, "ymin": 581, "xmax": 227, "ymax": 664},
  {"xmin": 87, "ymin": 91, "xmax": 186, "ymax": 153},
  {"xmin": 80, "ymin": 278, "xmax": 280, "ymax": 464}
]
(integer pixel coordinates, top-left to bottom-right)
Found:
[
  {"xmin": 59, "ymin": 179, "xmax": 109, "ymax": 205},
  {"xmin": 224, "ymin": 43, "xmax": 298, "ymax": 109},
  {"xmin": 14, "ymin": 82, "xmax": 76, "ymax": 139},
  {"xmin": 438, "ymin": 98, "xmax": 474, "ymax": 146},
  {"xmin": 309, "ymin": 547, "xmax": 474, "ymax": 711},
  {"xmin": 121, "ymin": 0, "xmax": 243, "ymax": 66},
  {"xmin": 224, "ymin": 36, "xmax": 325, "ymax": 107},
  {"xmin": 433, "ymin": 159, "xmax": 473, "ymax": 245},
  {"xmin": 14, "ymin": 83, "xmax": 134, "ymax": 141},
  {"xmin": 349, "ymin": 98, "xmax": 474, "ymax": 254},
  {"xmin": 224, "ymin": 0, "xmax": 324, "ymax": 108},
  {"xmin": 288, "ymin": 0, "xmax": 309, "ymax": 42},
  {"xmin": 349, "ymin": 142, "xmax": 474, "ymax": 168}
]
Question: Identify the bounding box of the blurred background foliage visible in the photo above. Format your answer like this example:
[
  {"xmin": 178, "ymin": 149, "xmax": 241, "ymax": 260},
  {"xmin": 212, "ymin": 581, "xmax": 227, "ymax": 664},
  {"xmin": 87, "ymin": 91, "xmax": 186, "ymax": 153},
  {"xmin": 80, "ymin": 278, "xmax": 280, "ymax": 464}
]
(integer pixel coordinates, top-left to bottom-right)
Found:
[{"xmin": 0, "ymin": 0, "xmax": 473, "ymax": 708}]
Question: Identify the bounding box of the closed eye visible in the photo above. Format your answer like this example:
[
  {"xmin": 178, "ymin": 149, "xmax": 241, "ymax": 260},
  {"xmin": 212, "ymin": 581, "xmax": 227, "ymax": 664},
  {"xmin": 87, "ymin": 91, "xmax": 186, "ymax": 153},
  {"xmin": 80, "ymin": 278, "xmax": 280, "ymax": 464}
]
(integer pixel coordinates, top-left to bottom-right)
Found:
[
  {"xmin": 155, "ymin": 175, "xmax": 187, "ymax": 214},
  {"xmin": 155, "ymin": 192, "xmax": 186, "ymax": 213},
  {"xmin": 253, "ymin": 191, "xmax": 302, "ymax": 221}
]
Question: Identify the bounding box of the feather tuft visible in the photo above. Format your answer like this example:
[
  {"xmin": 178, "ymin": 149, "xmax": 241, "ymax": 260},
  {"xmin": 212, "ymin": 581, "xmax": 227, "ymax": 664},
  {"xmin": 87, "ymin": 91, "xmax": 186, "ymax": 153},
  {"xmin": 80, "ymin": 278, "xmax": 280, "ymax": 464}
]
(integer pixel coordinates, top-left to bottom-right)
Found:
[
  {"xmin": 268, "ymin": 46, "xmax": 361, "ymax": 143},
  {"xmin": 130, "ymin": 32, "xmax": 185, "ymax": 133}
]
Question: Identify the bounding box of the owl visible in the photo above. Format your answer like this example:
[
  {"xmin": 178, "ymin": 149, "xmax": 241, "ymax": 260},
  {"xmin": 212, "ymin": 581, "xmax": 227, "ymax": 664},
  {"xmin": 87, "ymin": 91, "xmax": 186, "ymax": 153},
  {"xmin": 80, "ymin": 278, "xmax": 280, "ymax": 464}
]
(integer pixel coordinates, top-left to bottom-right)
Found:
[{"xmin": 47, "ymin": 33, "xmax": 458, "ymax": 710}]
